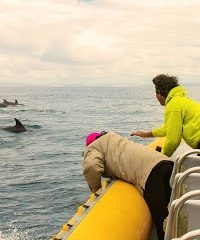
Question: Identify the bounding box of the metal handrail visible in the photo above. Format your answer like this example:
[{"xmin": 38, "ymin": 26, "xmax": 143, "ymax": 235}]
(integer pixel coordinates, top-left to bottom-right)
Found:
[
  {"xmin": 170, "ymin": 173, "xmax": 182, "ymax": 205},
  {"xmin": 165, "ymin": 190, "xmax": 200, "ymax": 240},
  {"xmin": 173, "ymin": 167, "xmax": 200, "ymax": 202},
  {"xmin": 176, "ymin": 150, "xmax": 200, "ymax": 173},
  {"xmin": 170, "ymin": 150, "xmax": 200, "ymax": 187},
  {"xmin": 172, "ymin": 229, "xmax": 200, "ymax": 240}
]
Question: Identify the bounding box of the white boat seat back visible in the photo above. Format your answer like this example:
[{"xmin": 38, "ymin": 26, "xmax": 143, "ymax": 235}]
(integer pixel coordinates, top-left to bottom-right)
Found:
[
  {"xmin": 170, "ymin": 150, "xmax": 200, "ymax": 187},
  {"xmin": 165, "ymin": 190, "xmax": 200, "ymax": 240},
  {"xmin": 177, "ymin": 200, "xmax": 200, "ymax": 237},
  {"xmin": 170, "ymin": 167, "xmax": 200, "ymax": 204},
  {"xmin": 171, "ymin": 143, "xmax": 193, "ymax": 161}
]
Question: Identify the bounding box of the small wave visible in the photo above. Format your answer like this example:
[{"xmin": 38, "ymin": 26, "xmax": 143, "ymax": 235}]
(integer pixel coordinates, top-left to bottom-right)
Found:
[
  {"xmin": 0, "ymin": 225, "xmax": 30, "ymax": 240},
  {"xmin": 27, "ymin": 125, "xmax": 42, "ymax": 129},
  {"xmin": 19, "ymin": 109, "xmax": 57, "ymax": 114},
  {"xmin": 0, "ymin": 138, "xmax": 6, "ymax": 144},
  {"xmin": 8, "ymin": 180, "xmax": 44, "ymax": 187}
]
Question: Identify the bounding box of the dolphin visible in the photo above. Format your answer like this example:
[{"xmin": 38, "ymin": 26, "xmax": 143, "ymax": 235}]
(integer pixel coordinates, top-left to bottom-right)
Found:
[
  {"xmin": 1, "ymin": 118, "xmax": 26, "ymax": 133},
  {"xmin": 3, "ymin": 99, "xmax": 19, "ymax": 106}
]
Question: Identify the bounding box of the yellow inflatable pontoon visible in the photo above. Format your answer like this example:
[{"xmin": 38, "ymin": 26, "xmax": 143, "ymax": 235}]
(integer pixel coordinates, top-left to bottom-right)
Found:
[{"xmin": 52, "ymin": 138, "xmax": 164, "ymax": 240}]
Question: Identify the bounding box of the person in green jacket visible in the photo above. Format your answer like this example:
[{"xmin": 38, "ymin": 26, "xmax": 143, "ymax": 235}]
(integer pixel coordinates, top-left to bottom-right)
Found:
[{"xmin": 130, "ymin": 74, "xmax": 200, "ymax": 157}]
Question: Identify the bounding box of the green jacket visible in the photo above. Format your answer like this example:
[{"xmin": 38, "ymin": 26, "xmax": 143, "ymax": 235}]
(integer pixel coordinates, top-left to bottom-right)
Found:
[{"xmin": 152, "ymin": 86, "xmax": 200, "ymax": 157}]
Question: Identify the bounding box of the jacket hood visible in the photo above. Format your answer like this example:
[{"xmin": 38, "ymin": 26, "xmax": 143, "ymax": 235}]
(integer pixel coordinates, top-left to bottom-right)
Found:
[{"xmin": 165, "ymin": 85, "xmax": 187, "ymax": 104}]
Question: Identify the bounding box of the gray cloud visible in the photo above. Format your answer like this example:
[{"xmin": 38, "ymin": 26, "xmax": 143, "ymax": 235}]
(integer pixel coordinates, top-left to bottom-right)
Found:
[{"xmin": 0, "ymin": 0, "xmax": 200, "ymax": 86}]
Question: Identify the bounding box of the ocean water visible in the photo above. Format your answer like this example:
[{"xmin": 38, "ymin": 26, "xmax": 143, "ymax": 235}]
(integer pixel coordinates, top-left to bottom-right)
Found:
[{"xmin": 0, "ymin": 85, "xmax": 200, "ymax": 240}]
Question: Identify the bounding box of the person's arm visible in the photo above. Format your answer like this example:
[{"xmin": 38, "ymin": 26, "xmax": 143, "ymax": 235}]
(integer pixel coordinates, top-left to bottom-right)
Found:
[
  {"xmin": 161, "ymin": 110, "xmax": 182, "ymax": 157},
  {"xmin": 83, "ymin": 151, "xmax": 105, "ymax": 193},
  {"xmin": 130, "ymin": 131, "xmax": 153, "ymax": 137},
  {"xmin": 130, "ymin": 122, "xmax": 168, "ymax": 138},
  {"xmin": 152, "ymin": 124, "xmax": 167, "ymax": 137}
]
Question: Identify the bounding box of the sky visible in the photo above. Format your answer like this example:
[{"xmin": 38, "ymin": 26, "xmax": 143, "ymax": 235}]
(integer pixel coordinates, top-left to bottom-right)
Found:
[{"xmin": 0, "ymin": 0, "xmax": 200, "ymax": 87}]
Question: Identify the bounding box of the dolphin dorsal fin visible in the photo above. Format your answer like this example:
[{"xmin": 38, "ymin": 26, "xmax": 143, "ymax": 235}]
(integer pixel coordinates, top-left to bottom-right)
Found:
[{"xmin": 14, "ymin": 118, "xmax": 24, "ymax": 127}]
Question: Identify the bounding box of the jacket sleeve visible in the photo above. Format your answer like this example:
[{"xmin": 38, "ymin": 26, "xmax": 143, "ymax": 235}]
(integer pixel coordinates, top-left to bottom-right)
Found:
[
  {"xmin": 83, "ymin": 151, "xmax": 105, "ymax": 193},
  {"xmin": 161, "ymin": 110, "xmax": 182, "ymax": 157},
  {"xmin": 152, "ymin": 124, "xmax": 166, "ymax": 137}
]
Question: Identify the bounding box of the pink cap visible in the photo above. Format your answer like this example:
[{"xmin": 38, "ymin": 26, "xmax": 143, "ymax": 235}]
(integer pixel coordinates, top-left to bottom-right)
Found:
[{"xmin": 85, "ymin": 132, "xmax": 101, "ymax": 146}]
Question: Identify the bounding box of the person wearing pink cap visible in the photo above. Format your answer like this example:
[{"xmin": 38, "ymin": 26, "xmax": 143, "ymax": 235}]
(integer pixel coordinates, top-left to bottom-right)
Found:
[{"xmin": 83, "ymin": 131, "xmax": 173, "ymax": 240}]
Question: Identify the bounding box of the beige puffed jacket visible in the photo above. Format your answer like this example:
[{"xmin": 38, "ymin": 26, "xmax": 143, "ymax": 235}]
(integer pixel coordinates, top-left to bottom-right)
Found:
[{"xmin": 83, "ymin": 131, "xmax": 170, "ymax": 193}]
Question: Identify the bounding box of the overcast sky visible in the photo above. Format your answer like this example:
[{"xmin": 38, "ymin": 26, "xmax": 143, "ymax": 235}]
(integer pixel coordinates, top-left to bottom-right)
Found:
[{"xmin": 0, "ymin": 0, "xmax": 200, "ymax": 86}]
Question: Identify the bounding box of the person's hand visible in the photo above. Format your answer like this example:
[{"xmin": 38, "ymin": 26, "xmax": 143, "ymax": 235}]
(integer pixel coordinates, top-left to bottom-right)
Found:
[
  {"xmin": 130, "ymin": 131, "xmax": 146, "ymax": 137},
  {"xmin": 130, "ymin": 131, "xmax": 153, "ymax": 138}
]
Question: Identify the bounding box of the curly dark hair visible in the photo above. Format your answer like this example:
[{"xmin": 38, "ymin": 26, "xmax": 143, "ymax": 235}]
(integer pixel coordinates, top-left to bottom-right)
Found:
[{"xmin": 152, "ymin": 74, "xmax": 179, "ymax": 98}]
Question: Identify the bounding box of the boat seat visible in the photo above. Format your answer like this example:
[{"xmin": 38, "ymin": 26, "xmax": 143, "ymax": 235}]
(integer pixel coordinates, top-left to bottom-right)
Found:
[
  {"xmin": 171, "ymin": 143, "xmax": 193, "ymax": 161},
  {"xmin": 170, "ymin": 167, "xmax": 200, "ymax": 205},
  {"xmin": 170, "ymin": 150, "xmax": 200, "ymax": 187},
  {"xmin": 171, "ymin": 229, "xmax": 200, "ymax": 240},
  {"xmin": 164, "ymin": 190, "xmax": 200, "ymax": 240}
]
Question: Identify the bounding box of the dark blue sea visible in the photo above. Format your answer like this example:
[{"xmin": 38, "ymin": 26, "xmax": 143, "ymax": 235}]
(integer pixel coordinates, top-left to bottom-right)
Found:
[{"xmin": 0, "ymin": 85, "xmax": 200, "ymax": 240}]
